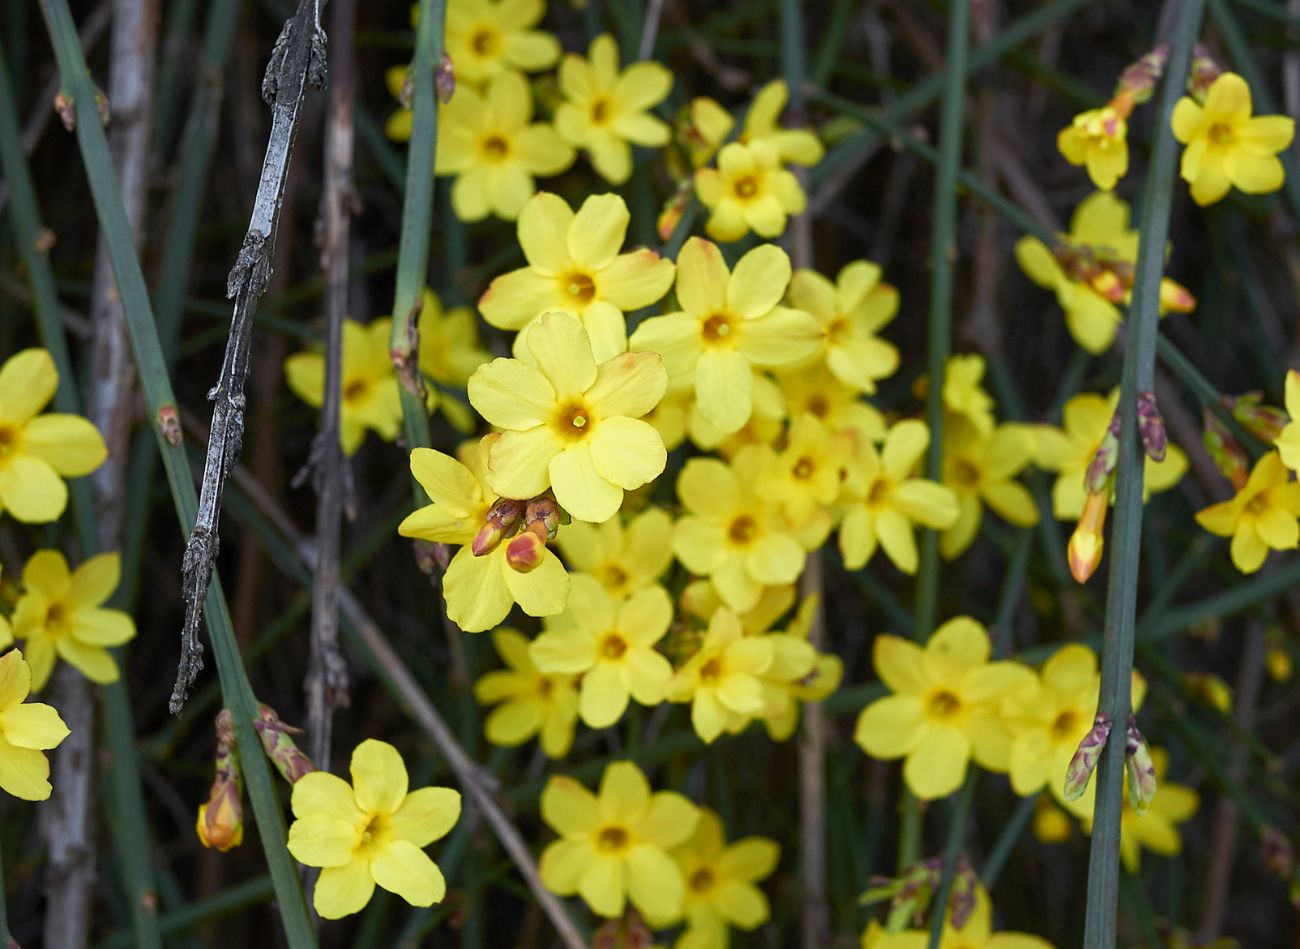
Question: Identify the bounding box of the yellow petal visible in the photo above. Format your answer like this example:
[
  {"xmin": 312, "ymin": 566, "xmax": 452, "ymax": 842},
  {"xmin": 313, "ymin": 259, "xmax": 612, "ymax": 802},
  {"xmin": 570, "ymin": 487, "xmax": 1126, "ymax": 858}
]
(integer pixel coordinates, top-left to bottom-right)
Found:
[
  {"xmin": 350, "ymin": 739, "xmax": 409, "ymax": 817},
  {"xmin": 0, "ymin": 455, "xmax": 67, "ymax": 523},
  {"xmin": 625, "ymin": 844, "xmax": 685, "ymax": 920},
  {"xmin": 387, "ymin": 786, "xmax": 461, "ymax": 847},
  {"xmin": 21, "ymin": 415, "xmax": 107, "ymax": 476},
  {"xmin": 516, "ymin": 191, "xmax": 577, "ymax": 274},
  {"xmin": 287, "ymin": 814, "xmax": 359, "ymax": 868},
  {"xmin": 501, "ymin": 547, "xmax": 570, "ymax": 617},
  {"xmin": 371, "ymin": 839, "xmax": 446, "ymax": 906},
  {"xmin": 0, "ymin": 349, "xmax": 57, "ymax": 422},
  {"xmin": 313, "ymin": 858, "xmax": 375, "ymax": 919},
  {"xmin": 542, "ymin": 775, "xmax": 600, "ymax": 835},
  {"xmin": 0, "ymin": 702, "xmax": 68, "ymax": 750},
  {"xmin": 675, "ymin": 238, "xmax": 730, "ymax": 316},
  {"xmin": 728, "ymin": 244, "xmax": 791, "ymax": 320},
  {"xmin": 1204, "ymin": 72, "xmax": 1252, "ymax": 120},
  {"xmin": 569, "ymin": 193, "xmax": 630, "ymax": 271},
  {"xmin": 599, "ymin": 760, "xmax": 650, "ymax": 822},
  {"xmin": 0, "ymin": 736, "xmax": 52, "ymax": 801},
  {"xmin": 550, "ymin": 443, "xmax": 624, "ymax": 522},
  {"xmin": 67, "ymin": 552, "xmax": 120, "ymax": 608},
  {"xmin": 0, "ymin": 651, "xmax": 32, "ymax": 710},
  {"xmin": 586, "ymin": 351, "xmax": 667, "ymax": 419},
  {"xmin": 527, "ymin": 312, "xmax": 598, "ymax": 400},
  {"xmin": 854, "ymin": 695, "xmax": 925, "ymax": 759},
  {"xmin": 904, "ymin": 726, "xmax": 970, "ymax": 800},
  {"xmin": 467, "ymin": 358, "xmax": 555, "ymax": 429}
]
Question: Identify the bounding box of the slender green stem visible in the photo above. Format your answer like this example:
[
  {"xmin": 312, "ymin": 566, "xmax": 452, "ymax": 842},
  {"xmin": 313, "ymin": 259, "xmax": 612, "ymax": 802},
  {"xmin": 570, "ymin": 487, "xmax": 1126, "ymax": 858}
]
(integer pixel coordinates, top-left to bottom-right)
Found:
[
  {"xmin": 389, "ymin": 0, "xmax": 447, "ymax": 467},
  {"xmin": 35, "ymin": 1, "xmax": 315, "ymax": 941},
  {"xmin": 980, "ymin": 793, "xmax": 1038, "ymax": 888},
  {"xmin": 100, "ymin": 877, "xmax": 277, "ymax": 948},
  {"xmin": 914, "ymin": 0, "xmax": 969, "ymax": 639},
  {"xmin": 927, "ymin": 772, "xmax": 976, "ymax": 949},
  {"xmin": 1082, "ymin": 6, "xmax": 1204, "ymax": 946}
]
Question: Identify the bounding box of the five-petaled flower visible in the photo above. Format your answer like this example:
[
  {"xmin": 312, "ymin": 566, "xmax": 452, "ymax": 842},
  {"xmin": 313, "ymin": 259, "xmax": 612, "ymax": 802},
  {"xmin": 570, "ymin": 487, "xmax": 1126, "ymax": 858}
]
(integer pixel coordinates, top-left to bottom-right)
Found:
[
  {"xmin": 468, "ymin": 311, "xmax": 668, "ymax": 523},
  {"xmin": 695, "ymin": 140, "xmax": 806, "ymax": 242},
  {"xmin": 444, "ymin": 0, "xmax": 560, "ymax": 85},
  {"xmin": 287, "ymin": 739, "xmax": 461, "ymax": 919},
  {"xmin": 664, "ymin": 607, "xmax": 776, "ymax": 744},
  {"xmin": 1058, "ymin": 105, "xmax": 1129, "ymax": 191},
  {"xmin": 787, "ymin": 259, "xmax": 900, "ymax": 394},
  {"xmin": 474, "ymin": 627, "xmax": 579, "ymax": 758},
  {"xmin": 1195, "ymin": 450, "xmax": 1300, "ymax": 574},
  {"xmin": 0, "ymin": 649, "xmax": 70, "ymax": 801}
]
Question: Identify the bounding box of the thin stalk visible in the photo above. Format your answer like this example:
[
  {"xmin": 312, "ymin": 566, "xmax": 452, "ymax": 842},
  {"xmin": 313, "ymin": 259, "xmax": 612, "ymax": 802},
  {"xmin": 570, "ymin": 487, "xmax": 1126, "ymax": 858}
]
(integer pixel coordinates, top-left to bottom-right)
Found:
[
  {"xmin": 1143, "ymin": 553, "xmax": 1300, "ymax": 641},
  {"xmin": 36, "ymin": 1, "xmax": 316, "ymax": 941},
  {"xmin": 927, "ymin": 772, "xmax": 977, "ymax": 949},
  {"xmin": 914, "ymin": 0, "xmax": 969, "ymax": 638},
  {"xmin": 1082, "ymin": 6, "xmax": 1204, "ymax": 946},
  {"xmin": 388, "ymin": 0, "xmax": 447, "ymax": 466},
  {"xmin": 980, "ymin": 793, "xmax": 1037, "ymax": 888},
  {"xmin": 100, "ymin": 877, "xmax": 277, "ymax": 948}
]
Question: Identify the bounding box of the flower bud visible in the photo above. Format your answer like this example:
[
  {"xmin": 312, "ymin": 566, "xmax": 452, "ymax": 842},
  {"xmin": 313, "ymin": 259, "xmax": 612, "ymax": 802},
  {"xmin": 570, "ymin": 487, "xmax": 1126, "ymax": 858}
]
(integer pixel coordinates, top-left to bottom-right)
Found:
[
  {"xmin": 1088, "ymin": 268, "xmax": 1127, "ymax": 303},
  {"xmin": 524, "ymin": 494, "xmax": 563, "ymax": 542},
  {"xmin": 435, "ymin": 53, "xmax": 455, "ymax": 105},
  {"xmin": 1124, "ymin": 716, "xmax": 1157, "ymax": 814},
  {"xmin": 196, "ymin": 710, "xmax": 243, "ymax": 851},
  {"xmin": 1085, "ymin": 412, "xmax": 1121, "ymax": 494},
  {"xmin": 1069, "ymin": 490, "xmax": 1109, "ymax": 584},
  {"xmin": 1203, "ymin": 409, "xmax": 1249, "ymax": 490},
  {"xmin": 1225, "ymin": 392, "xmax": 1288, "ymax": 443},
  {"xmin": 473, "ymin": 497, "xmax": 527, "ymax": 556},
  {"xmin": 505, "ymin": 529, "xmax": 546, "ymax": 573},
  {"xmin": 1159, "ymin": 277, "xmax": 1197, "ymax": 313},
  {"xmin": 1115, "ymin": 45, "xmax": 1169, "ymax": 106},
  {"xmin": 1064, "ymin": 712, "xmax": 1112, "ymax": 801},
  {"xmin": 1188, "ymin": 44, "xmax": 1223, "ymax": 102},
  {"xmin": 1137, "ymin": 390, "xmax": 1166, "ymax": 463},
  {"xmin": 254, "ymin": 705, "xmax": 315, "ymax": 784}
]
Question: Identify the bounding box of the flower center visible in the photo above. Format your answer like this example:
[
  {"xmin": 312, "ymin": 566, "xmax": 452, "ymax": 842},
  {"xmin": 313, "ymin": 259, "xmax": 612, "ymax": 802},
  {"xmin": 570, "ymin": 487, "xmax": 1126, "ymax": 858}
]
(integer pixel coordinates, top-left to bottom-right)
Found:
[
  {"xmin": 1052, "ymin": 710, "xmax": 1080, "ymax": 740},
  {"xmin": 727, "ymin": 514, "xmax": 758, "ymax": 545},
  {"xmin": 699, "ymin": 657, "xmax": 723, "ymax": 682},
  {"xmin": 44, "ymin": 602, "xmax": 70, "ymax": 639},
  {"xmin": 733, "ymin": 175, "xmax": 759, "ymax": 199},
  {"xmin": 826, "ymin": 317, "xmax": 850, "ymax": 344},
  {"xmin": 807, "ymin": 395, "xmax": 830, "ymax": 418},
  {"xmin": 701, "ymin": 313, "xmax": 735, "ymax": 344},
  {"xmin": 553, "ymin": 402, "xmax": 594, "ymax": 440},
  {"xmin": 343, "ymin": 378, "xmax": 371, "ymax": 403},
  {"xmin": 0, "ymin": 424, "xmax": 18, "ymax": 458},
  {"xmin": 926, "ymin": 689, "xmax": 962, "ymax": 719},
  {"xmin": 689, "ymin": 867, "xmax": 716, "ymax": 893},
  {"xmin": 589, "ymin": 97, "xmax": 612, "ymax": 125},
  {"xmin": 470, "ymin": 27, "xmax": 498, "ymax": 57},
  {"xmin": 1208, "ymin": 122, "xmax": 1234, "ymax": 147},
  {"xmin": 1246, "ymin": 495, "xmax": 1267, "ymax": 516},
  {"xmin": 356, "ymin": 814, "xmax": 387, "ymax": 857},
  {"xmin": 792, "ymin": 456, "xmax": 815, "ymax": 480},
  {"xmin": 601, "ymin": 564, "xmax": 629, "ymax": 591},
  {"xmin": 599, "ymin": 632, "xmax": 628, "ymax": 660},
  {"xmin": 952, "ymin": 459, "xmax": 980, "ymax": 487},
  {"xmin": 866, "ymin": 477, "xmax": 891, "ymax": 506},
  {"xmin": 596, "ymin": 825, "xmax": 629, "ymax": 852},
  {"xmin": 482, "ymin": 134, "xmax": 510, "ymax": 161},
  {"xmin": 537, "ymin": 677, "xmax": 554, "ymax": 700},
  {"xmin": 562, "ymin": 272, "xmax": 596, "ymax": 305}
]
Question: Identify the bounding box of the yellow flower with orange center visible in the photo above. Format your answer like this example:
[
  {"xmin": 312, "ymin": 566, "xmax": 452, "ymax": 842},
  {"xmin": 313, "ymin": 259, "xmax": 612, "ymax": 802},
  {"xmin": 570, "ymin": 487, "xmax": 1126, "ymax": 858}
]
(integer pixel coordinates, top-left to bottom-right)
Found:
[{"xmin": 694, "ymin": 140, "xmax": 806, "ymax": 242}]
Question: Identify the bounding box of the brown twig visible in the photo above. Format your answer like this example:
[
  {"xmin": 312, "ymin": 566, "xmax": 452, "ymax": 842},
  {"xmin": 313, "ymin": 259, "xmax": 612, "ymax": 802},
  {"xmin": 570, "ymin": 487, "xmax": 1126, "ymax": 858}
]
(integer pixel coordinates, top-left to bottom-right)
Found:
[
  {"xmin": 44, "ymin": 3, "xmax": 157, "ymax": 946},
  {"xmin": 175, "ymin": 0, "xmax": 326, "ymax": 713},
  {"xmin": 304, "ymin": 0, "xmax": 356, "ymax": 778}
]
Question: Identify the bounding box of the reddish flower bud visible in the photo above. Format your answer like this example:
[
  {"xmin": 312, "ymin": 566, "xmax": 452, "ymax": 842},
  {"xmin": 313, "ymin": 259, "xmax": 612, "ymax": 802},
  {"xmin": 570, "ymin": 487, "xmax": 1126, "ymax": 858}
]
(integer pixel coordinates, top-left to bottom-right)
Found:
[
  {"xmin": 1064, "ymin": 712, "xmax": 1112, "ymax": 801},
  {"xmin": 1203, "ymin": 410, "xmax": 1249, "ymax": 490},
  {"xmin": 1159, "ymin": 277, "xmax": 1197, "ymax": 313},
  {"xmin": 505, "ymin": 529, "xmax": 546, "ymax": 573},
  {"xmin": 1124, "ymin": 716, "xmax": 1157, "ymax": 814},
  {"xmin": 196, "ymin": 710, "xmax": 244, "ymax": 851},
  {"xmin": 1225, "ymin": 392, "xmax": 1288, "ymax": 443},
  {"xmin": 1115, "ymin": 45, "xmax": 1169, "ymax": 106},
  {"xmin": 1137, "ymin": 390, "xmax": 1166, "ymax": 463},
  {"xmin": 435, "ymin": 53, "xmax": 455, "ymax": 105},
  {"xmin": 473, "ymin": 497, "xmax": 527, "ymax": 556},
  {"xmin": 1188, "ymin": 44, "xmax": 1223, "ymax": 102},
  {"xmin": 1085, "ymin": 412, "xmax": 1121, "ymax": 493},
  {"xmin": 254, "ymin": 705, "xmax": 316, "ymax": 784}
]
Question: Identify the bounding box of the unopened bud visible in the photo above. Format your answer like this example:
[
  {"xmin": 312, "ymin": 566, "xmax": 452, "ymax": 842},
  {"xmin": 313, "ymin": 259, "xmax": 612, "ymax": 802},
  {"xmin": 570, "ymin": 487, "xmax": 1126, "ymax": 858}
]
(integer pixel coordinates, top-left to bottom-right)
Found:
[
  {"xmin": 436, "ymin": 53, "xmax": 456, "ymax": 104},
  {"xmin": 254, "ymin": 705, "xmax": 315, "ymax": 784},
  {"xmin": 1188, "ymin": 44, "xmax": 1223, "ymax": 102},
  {"xmin": 505, "ymin": 529, "xmax": 546, "ymax": 573},
  {"xmin": 1088, "ymin": 268, "xmax": 1127, "ymax": 303},
  {"xmin": 523, "ymin": 494, "xmax": 562, "ymax": 542},
  {"xmin": 1203, "ymin": 409, "xmax": 1249, "ymax": 490},
  {"xmin": 1137, "ymin": 391, "xmax": 1166, "ymax": 462},
  {"xmin": 473, "ymin": 497, "xmax": 526, "ymax": 556},
  {"xmin": 1115, "ymin": 45, "xmax": 1169, "ymax": 106},
  {"xmin": 1123, "ymin": 716, "xmax": 1157, "ymax": 814},
  {"xmin": 1064, "ymin": 712, "xmax": 1112, "ymax": 801},
  {"xmin": 657, "ymin": 184, "xmax": 692, "ymax": 242},
  {"xmin": 1225, "ymin": 392, "xmax": 1288, "ymax": 443},
  {"xmin": 1085, "ymin": 412, "xmax": 1121, "ymax": 493},
  {"xmin": 196, "ymin": 710, "xmax": 244, "ymax": 851},
  {"xmin": 1069, "ymin": 490, "xmax": 1109, "ymax": 584},
  {"xmin": 1159, "ymin": 277, "xmax": 1197, "ymax": 313}
]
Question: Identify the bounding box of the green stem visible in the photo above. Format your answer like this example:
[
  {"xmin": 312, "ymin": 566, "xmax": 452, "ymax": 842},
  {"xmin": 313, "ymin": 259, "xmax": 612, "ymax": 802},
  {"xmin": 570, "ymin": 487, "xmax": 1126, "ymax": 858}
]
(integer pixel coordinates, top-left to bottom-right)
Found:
[
  {"xmin": 915, "ymin": 0, "xmax": 969, "ymax": 639},
  {"xmin": 980, "ymin": 793, "xmax": 1037, "ymax": 888},
  {"xmin": 927, "ymin": 772, "xmax": 976, "ymax": 949},
  {"xmin": 35, "ymin": 1, "xmax": 315, "ymax": 942},
  {"xmin": 1082, "ymin": 6, "xmax": 1204, "ymax": 946}
]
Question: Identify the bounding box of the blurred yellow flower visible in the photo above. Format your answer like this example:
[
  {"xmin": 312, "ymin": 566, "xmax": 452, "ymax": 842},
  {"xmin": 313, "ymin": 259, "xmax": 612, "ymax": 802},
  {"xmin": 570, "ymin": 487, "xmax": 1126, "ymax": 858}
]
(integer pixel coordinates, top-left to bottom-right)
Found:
[
  {"xmin": 838, "ymin": 420, "xmax": 959, "ymax": 575},
  {"xmin": 468, "ymin": 311, "xmax": 667, "ymax": 523},
  {"xmin": 556, "ymin": 34, "xmax": 671, "ymax": 184},
  {"xmin": 687, "ymin": 372, "xmax": 786, "ymax": 456},
  {"xmin": 556, "ymin": 506, "xmax": 673, "ymax": 597},
  {"xmin": 689, "ymin": 79, "xmax": 824, "ymax": 168},
  {"xmin": 0, "ymin": 649, "xmax": 69, "ymax": 801},
  {"xmin": 854, "ymin": 618, "xmax": 1034, "ymax": 800},
  {"xmin": 664, "ymin": 607, "xmax": 775, "ymax": 743},
  {"xmin": 665, "ymin": 807, "xmax": 780, "ymax": 948},
  {"xmin": 416, "ymin": 288, "xmax": 491, "ymax": 431},
  {"xmin": 756, "ymin": 598, "xmax": 837, "ymax": 741},
  {"xmin": 1195, "ymin": 451, "xmax": 1300, "ymax": 574},
  {"xmin": 787, "ymin": 260, "xmax": 899, "ymax": 394},
  {"xmin": 435, "ymin": 70, "xmax": 574, "ymax": 221},
  {"xmin": 777, "ymin": 365, "xmax": 886, "ymax": 448},
  {"xmin": 287, "ymin": 739, "xmax": 460, "ymax": 918},
  {"xmin": 695, "ymin": 140, "xmax": 806, "ymax": 242},
  {"xmin": 630, "ymin": 239, "xmax": 819, "ymax": 435},
  {"xmin": 474, "ymin": 628, "xmax": 578, "ymax": 758},
  {"xmin": 1274, "ymin": 369, "xmax": 1300, "ymax": 473},
  {"xmin": 10, "ymin": 550, "xmax": 135, "ymax": 691},
  {"xmin": 758, "ymin": 413, "xmax": 851, "ymax": 528},
  {"xmin": 672, "ymin": 444, "xmax": 807, "ymax": 612},
  {"xmin": 1172, "ymin": 72, "xmax": 1295, "ymax": 206},
  {"xmin": 285, "ymin": 317, "xmax": 405, "ymax": 457},
  {"xmin": 539, "ymin": 760, "xmax": 698, "ymax": 918},
  {"xmin": 444, "ymin": 0, "xmax": 560, "ymax": 84},
  {"xmin": 869, "ymin": 883, "xmax": 1052, "ymax": 949},
  {"xmin": 397, "ymin": 440, "xmax": 570, "ymax": 631},
  {"xmin": 1058, "ymin": 105, "xmax": 1129, "ymax": 191},
  {"xmin": 941, "ymin": 354, "xmax": 997, "ymax": 439},
  {"xmin": 940, "ymin": 420, "xmax": 1038, "ymax": 559},
  {"xmin": 0, "ymin": 348, "xmax": 106, "ymax": 523},
  {"xmin": 530, "ymin": 575, "xmax": 674, "ymax": 728},
  {"xmin": 479, "ymin": 192, "xmax": 675, "ymax": 362}
]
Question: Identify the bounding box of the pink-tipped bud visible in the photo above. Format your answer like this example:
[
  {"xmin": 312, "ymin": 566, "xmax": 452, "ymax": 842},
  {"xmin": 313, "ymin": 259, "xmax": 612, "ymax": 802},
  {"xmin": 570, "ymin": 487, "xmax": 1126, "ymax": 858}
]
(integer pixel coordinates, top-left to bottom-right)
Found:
[
  {"xmin": 473, "ymin": 498, "xmax": 526, "ymax": 556},
  {"xmin": 1088, "ymin": 268, "xmax": 1127, "ymax": 303},
  {"xmin": 1064, "ymin": 712, "xmax": 1113, "ymax": 801},
  {"xmin": 1137, "ymin": 390, "xmax": 1166, "ymax": 463},
  {"xmin": 1085, "ymin": 412, "xmax": 1122, "ymax": 494},
  {"xmin": 1124, "ymin": 716, "xmax": 1157, "ymax": 814},
  {"xmin": 254, "ymin": 705, "xmax": 316, "ymax": 784},
  {"xmin": 1188, "ymin": 44, "xmax": 1223, "ymax": 102},
  {"xmin": 435, "ymin": 53, "xmax": 455, "ymax": 105},
  {"xmin": 1159, "ymin": 277, "xmax": 1197, "ymax": 314},
  {"xmin": 1115, "ymin": 45, "xmax": 1169, "ymax": 106},
  {"xmin": 524, "ymin": 494, "xmax": 562, "ymax": 542},
  {"xmin": 505, "ymin": 529, "xmax": 545, "ymax": 573},
  {"xmin": 1203, "ymin": 410, "xmax": 1250, "ymax": 490},
  {"xmin": 1069, "ymin": 491, "xmax": 1109, "ymax": 584}
]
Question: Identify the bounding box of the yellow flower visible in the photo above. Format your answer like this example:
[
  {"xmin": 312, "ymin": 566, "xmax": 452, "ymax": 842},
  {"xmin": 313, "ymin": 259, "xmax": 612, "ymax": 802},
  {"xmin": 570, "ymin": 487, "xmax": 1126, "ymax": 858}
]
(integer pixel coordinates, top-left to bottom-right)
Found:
[
  {"xmin": 686, "ymin": 372, "xmax": 786, "ymax": 456},
  {"xmin": 665, "ymin": 608, "xmax": 775, "ymax": 743},
  {"xmin": 757, "ymin": 597, "xmax": 840, "ymax": 742},
  {"xmin": 941, "ymin": 354, "xmax": 997, "ymax": 438},
  {"xmin": 758, "ymin": 413, "xmax": 852, "ymax": 528},
  {"xmin": 1003, "ymin": 643, "xmax": 1145, "ymax": 814},
  {"xmin": 0, "ymin": 348, "xmax": 107, "ymax": 523},
  {"xmin": 287, "ymin": 739, "xmax": 461, "ymax": 918},
  {"xmin": 1195, "ymin": 451, "xmax": 1300, "ymax": 574},
  {"xmin": 838, "ymin": 420, "xmax": 959, "ymax": 575},
  {"xmin": 940, "ymin": 420, "xmax": 1039, "ymax": 559},
  {"xmin": 665, "ymin": 807, "xmax": 779, "ymax": 947},
  {"xmin": 468, "ymin": 311, "xmax": 668, "ymax": 523},
  {"xmin": 1080, "ymin": 747, "xmax": 1198, "ymax": 873},
  {"xmin": 416, "ymin": 289, "xmax": 492, "ymax": 431},
  {"xmin": 1275, "ymin": 369, "xmax": 1300, "ymax": 473},
  {"xmin": 479, "ymin": 192, "xmax": 676, "ymax": 362},
  {"xmin": 10, "ymin": 551, "xmax": 135, "ymax": 691},
  {"xmin": 787, "ymin": 260, "xmax": 900, "ymax": 394},
  {"xmin": 1034, "ymin": 390, "xmax": 1187, "ymax": 520},
  {"xmin": 1033, "ymin": 797, "xmax": 1073, "ymax": 844},
  {"xmin": 539, "ymin": 760, "xmax": 698, "ymax": 919},
  {"xmin": 694, "ymin": 140, "xmax": 806, "ymax": 242},
  {"xmin": 556, "ymin": 34, "xmax": 671, "ymax": 184},
  {"xmin": 0, "ymin": 649, "xmax": 69, "ymax": 801},
  {"xmin": 688, "ymin": 80, "xmax": 824, "ymax": 169},
  {"xmin": 1172, "ymin": 72, "xmax": 1296, "ymax": 206},
  {"xmin": 777, "ymin": 365, "xmax": 886, "ymax": 448},
  {"xmin": 397, "ymin": 439, "xmax": 570, "ymax": 631},
  {"xmin": 436, "ymin": 70, "xmax": 574, "ymax": 221},
  {"xmin": 672, "ymin": 444, "xmax": 807, "ymax": 612},
  {"xmin": 1058, "ymin": 105, "xmax": 1129, "ymax": 191},
  {"xmin": 474, "ymin": 628, "xmax": 578, "ymax": 758},
  {"xmin": 854, "ymin": 618, "xmax": 1034, "ymax": 800},
  {"xmin": 869, "ymin": 884, "xmax": 1052, "ymax": 949},
  {"xmin": 629, "ymin": 239, "xmax": 820, "ymax": 435},
  {"xmin": 530, "ymin": 576, "xmax": 674, "ymax": 728},
  {"xmin": 444, "ymin": 0, "xmax": 560, "ymax": 85},
  {"xmin": 285, "ymin": 318, "xmax": 404, "ymax": 456},
  {"xmin": 556, "ymin": 506, "xmax": 673, "ymax": 597}
]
